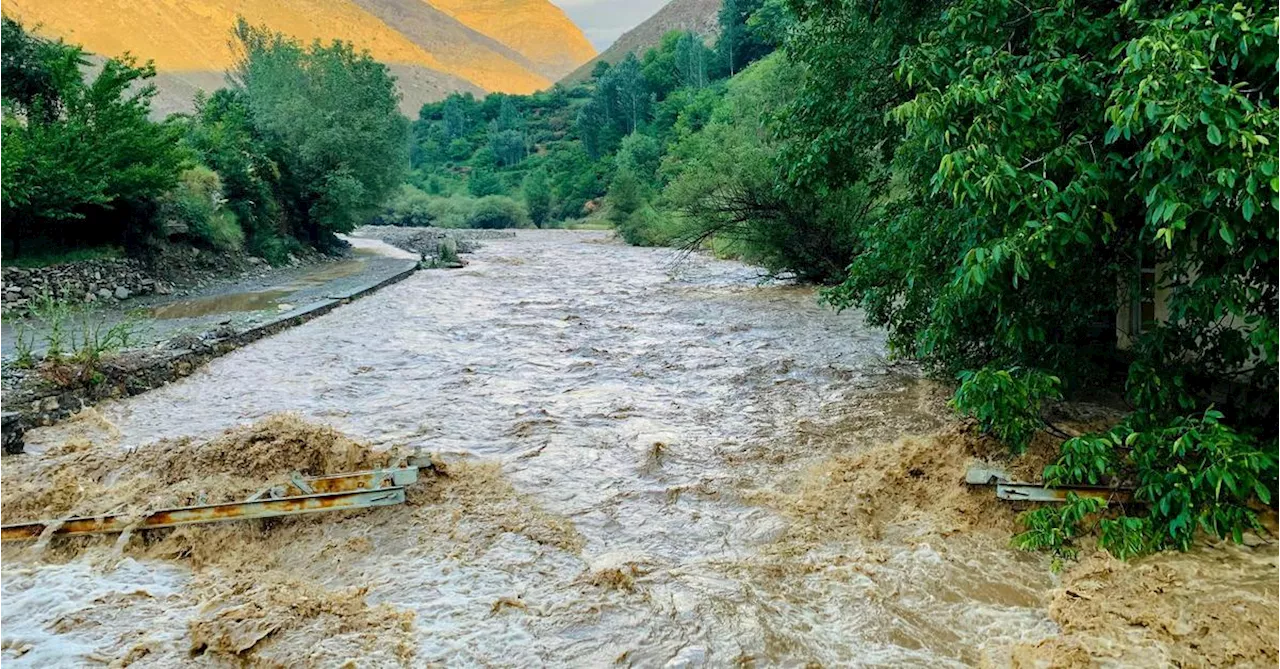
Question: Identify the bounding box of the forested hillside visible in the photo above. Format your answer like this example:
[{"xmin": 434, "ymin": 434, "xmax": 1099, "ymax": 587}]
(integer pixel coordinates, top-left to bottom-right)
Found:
[{"xmin": 398, "ymin": 0, "xmax": 1278, "ymax": 561}]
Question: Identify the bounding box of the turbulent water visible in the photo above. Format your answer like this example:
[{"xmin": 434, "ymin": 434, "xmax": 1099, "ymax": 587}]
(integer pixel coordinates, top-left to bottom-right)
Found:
[{"xmin": 4, "ymin": 231, "xmax": 1069, "ymax": 666}]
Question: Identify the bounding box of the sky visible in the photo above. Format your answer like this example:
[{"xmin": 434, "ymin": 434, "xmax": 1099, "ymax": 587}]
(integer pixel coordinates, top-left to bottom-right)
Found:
[{"xmin": 550, "ymin": 0, "xmax": 670, "ymax": 51}]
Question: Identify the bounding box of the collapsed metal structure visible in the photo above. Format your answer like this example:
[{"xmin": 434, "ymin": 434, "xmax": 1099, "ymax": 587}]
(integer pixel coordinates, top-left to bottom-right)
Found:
[
  {"xmin": 1, "ymin": 462, "xmax": 428, "ymax": 542},
  {"xmin": 965, "ymin": 465, "xmax": 1132, "ymax": 503}
]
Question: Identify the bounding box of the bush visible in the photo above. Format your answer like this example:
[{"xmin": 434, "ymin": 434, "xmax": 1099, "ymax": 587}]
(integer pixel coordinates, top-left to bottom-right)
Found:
[
  {"xmin": 466, "ymin": 196, "xmax": 528, "ymax": 229},
  {"xmin": 1019, "ymin": 410, "xmax": 1277, "ymax": 562},
  {"xmin": 467, "ymin": 170, "xmax": 505, "ymax": 197},
  {"xmin": 375, "ymin": 185, "xmax": 434, "ymax": 227},
  {"xmin": 616, "ymin": 205, "xmax": 677, "ymax": 247},
  {"xmin": 952, "ymin": 366, "xmax": 1062, "ymax": 453},
  {"xmin": 425, "ymin": 196, "xmax": 476, "ymax": 229},
  {"xmin": 156, "ymin": 167, "xmax": 244, "ymax": 251}
]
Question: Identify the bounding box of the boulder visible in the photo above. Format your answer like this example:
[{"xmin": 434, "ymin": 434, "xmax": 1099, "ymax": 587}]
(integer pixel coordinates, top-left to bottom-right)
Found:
[{"xmin": 1, "ymin": 412, "xmax": 24, "ymax": 454}]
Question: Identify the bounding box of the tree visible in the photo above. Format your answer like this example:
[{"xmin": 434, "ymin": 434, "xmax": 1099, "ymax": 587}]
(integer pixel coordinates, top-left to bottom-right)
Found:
[
  {"xmin": 182, "ymin": 88, "xmax": 284, "ymax": 257},
  {"xmin": 230, "ymin": 19, "xmax": 408, "ymax": 245},
  {"xmin": 717, "ymin": 0, "xmax": 771, "ymax": 76},
  {"xmin": 607, "ymin": 162, "xmax": 644, "ymax": 229},
  {"xmin": 2, "ymin": 18, "xmax": 184, "ymax": 255},
  {"xmin": 441, "ymin": 93, "xmax": 480, "ymax": 140},
  {"xmin": 488, "ymin": 97, "xmax": 527, "ymax": 166},
  {"xmin": 789, "ymin": 0, "xmax": 1278, "ymax": 557},
  {"xmin": 467, "ymin": 170, "xmax": 504, "ymax": 197},
  {"xmin": 523, "ymin": 169, "xmax": 552, "ymax": 228},
  {"xmin": 607, "ymin": 54, "xmax": 649, "ymax": 136}
]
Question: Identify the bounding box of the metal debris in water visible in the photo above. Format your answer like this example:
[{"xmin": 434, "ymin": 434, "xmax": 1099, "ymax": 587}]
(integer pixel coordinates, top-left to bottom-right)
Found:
[
  {"xmin": 965, "ymin": 465, "xmax": 1132, "ymax": 503},
  {"xmin": 1, "ymin": 464, "xmax": 427, "ymax": 542}
]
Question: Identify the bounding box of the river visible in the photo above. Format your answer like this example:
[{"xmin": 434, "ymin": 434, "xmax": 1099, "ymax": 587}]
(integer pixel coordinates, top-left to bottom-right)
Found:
[{"xmin": 2, "ymin": 230, "xmax": 1271, "ymax": 667}]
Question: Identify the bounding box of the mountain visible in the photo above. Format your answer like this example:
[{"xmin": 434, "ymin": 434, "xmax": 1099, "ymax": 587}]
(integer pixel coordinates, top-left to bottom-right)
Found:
[
  {"xmin": 561, "ymin": 0, "xmax": 722, "ymax": 84},
  {"xmin": 427, "ymin": 0, "xmax": 597, "ymax": 80},
  {"xmin": 2, "ymin": 0, "xmax": 596, "ymax": 116}
]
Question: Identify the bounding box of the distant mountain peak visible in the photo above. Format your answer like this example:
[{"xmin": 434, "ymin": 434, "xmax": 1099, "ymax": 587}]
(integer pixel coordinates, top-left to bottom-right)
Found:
[
  {"xmin": 561, "ymin": 0, "xmax": 722, "ymax": 85},
  {"xmin": 3, "ymin": 0, "xmax": 596, "ymax": 115}
]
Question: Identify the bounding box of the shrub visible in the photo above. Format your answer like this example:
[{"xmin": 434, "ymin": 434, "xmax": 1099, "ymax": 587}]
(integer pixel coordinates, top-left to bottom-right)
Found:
[
  {"xmin": 952, "ymin": 366, "xmax": 1063, "ymax": 453},
  {"xmin": 616, "ymin": 204, "xmax": 677, "ymax": 247},
  {"xmin": 1017, "ymin": 409, "xmax": 1277, "ymax": 563},
  {"xmin": 466, "ymin": 196, "xmax": 528, "ymax": 229},
  {"xmin": 424, "ymin": 196, "xmax": 476, "ymax": 229},
  {"xmin": 156, "ymin": 166, "xmax": 244, "ymax": 252},
  {"xmin": 467, "ymin": 170, "xmax": 505, "ymax": 197},
  {"xmin": 376, "ymin": 185, "xmax": 434, "ymax": 227}
]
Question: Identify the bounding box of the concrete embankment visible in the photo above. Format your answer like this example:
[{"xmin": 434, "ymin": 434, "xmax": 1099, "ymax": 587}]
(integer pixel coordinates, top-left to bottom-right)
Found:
[{"xmin": 1, "ymin": 241, "xmax": 419, "ymax": 449}]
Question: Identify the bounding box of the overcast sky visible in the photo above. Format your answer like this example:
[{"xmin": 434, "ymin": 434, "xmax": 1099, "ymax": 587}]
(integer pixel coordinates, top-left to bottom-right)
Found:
[{"xmin": 550, "ymin": 0, "xmax": 670, "ymax": 51}]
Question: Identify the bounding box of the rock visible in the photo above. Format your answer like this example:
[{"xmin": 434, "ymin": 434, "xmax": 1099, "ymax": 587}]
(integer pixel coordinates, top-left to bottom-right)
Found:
[
  {"xmin": 85, "ymin": 292, "xmax": 96, "ymax": 302},
  {"xmin": 247, "ymin": 257, "xmax": 265, "ymax": 266},
  {"xmin": 156, "ymin": 283, "xmax": 173, "ymax": 295},
  {"xmin": 114, "ymin": 286, "xmax": 131, "ymax": 300},
  {"xmin": 98, "ymin": 288, "xmax": 113, "ymax": 300},
  {"xmin": 2, "ymin": 412, "xmax": 24, "ymax": 454},
  {"xmin": 40, "ymin": 396, "xmax": 59, "ymax": 412},
  {"xmin": 21, "ymin": 286, "xmax": 38, "ymax": 298}
]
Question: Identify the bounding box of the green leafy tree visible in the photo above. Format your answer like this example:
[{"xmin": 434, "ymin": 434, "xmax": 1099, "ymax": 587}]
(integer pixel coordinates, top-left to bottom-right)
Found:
[
  {"xmin": 1, "ymin": 18, "xmax": 184, "ymax": 256},
  {"xmin": 523, "ymin": 169, "xmax": 552, "ymax": 228},
  {"xmin": 467, "ymin": 169, "xmax": 505, "ymax": 197},
  {"xmin": 788, "ymin": 0, "xmax": 1277, "ymax": 557},
  {"xmin": 231, "ymin": 19, "xmax": 408, "ymax": 246}
]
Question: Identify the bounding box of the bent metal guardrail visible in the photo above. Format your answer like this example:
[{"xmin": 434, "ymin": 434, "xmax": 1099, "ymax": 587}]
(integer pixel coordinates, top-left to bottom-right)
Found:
[{"xmin": 1, "ymin": 464, "xmax": 426, "ymax": 542}]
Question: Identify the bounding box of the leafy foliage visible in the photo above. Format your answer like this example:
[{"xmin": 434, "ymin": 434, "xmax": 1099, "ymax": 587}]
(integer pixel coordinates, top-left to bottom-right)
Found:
[
  {"xmin": 952, "ymin": 367, "xmax": 1062, "ymax": 453},
  {"xmin": 769, "ymin": 0, "xmax": 1277, "ymax": 559},
  {"xmin": 1013, "ymin": 494, "xmax": 1107, "ymax": 567},
  {"xmin": 523, "ymin": 169, "xmax": 552, "ymax": 229},
  {"xmin": 1, "ymin": 18, "xmax": 184, "ymax": 256},
  {"xmin": 231, "ymin": 20, "xmax": 408, "ymax": 245},
  {"xmin": 156, "ymin": 167, "xmax": 244, "ymax": 252},
  {"xmin": 467, "ymin": 196, "xmax": 529, "ymax": 229}
]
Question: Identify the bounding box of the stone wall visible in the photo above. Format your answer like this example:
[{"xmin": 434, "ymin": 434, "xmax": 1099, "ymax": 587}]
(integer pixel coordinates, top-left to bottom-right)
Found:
[{"xmin": 2, "ymin": 258, "xmax": 171, "ymax": 314}]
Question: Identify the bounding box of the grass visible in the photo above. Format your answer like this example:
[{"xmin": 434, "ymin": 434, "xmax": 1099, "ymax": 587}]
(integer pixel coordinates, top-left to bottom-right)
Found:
[
  {"xmin": 563, "ymin": 208, "xmax": 614, "ymax": 230},
  {"xmin": 5, "ymin": 245, "xmax": 125, "ymax": 268}
]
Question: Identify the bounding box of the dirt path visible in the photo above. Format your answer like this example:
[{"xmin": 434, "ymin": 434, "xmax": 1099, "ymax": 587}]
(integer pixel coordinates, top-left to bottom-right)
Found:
[{"xmin": 2, "ymin": 231, "xmax": 1275, "ymax": 667}]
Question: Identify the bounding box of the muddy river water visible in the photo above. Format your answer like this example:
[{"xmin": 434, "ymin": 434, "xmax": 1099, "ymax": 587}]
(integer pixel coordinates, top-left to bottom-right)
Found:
[{"xmin": 2, "ymin": 231, "xmax": 1272, "ymax": 667}]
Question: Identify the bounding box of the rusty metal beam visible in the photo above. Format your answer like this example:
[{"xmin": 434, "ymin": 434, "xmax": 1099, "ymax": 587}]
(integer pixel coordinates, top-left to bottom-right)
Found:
[
  {"xmin": 1, "ymin": 488, "xmax": 405, "ymax": 542},
  {"xmin": 247, "ymin": 467, "xmax": 421, "ymax": 501}
]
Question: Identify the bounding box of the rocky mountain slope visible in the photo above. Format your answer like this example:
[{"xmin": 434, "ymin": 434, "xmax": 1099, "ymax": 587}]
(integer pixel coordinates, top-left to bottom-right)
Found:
[
  {"xmin": 561, "ymin": 0, "xmax": 722, "ymax": 84},
  {"xmin": 3, "ymin": 0, "xmax": 596, "ymax": 116},
  {"xmin": 428, "ymin": 0, "xmax": 597, "ymax": 80}
]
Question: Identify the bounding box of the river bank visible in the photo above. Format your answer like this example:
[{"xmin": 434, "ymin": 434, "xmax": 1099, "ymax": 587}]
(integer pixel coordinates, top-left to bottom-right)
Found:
[
  {"xmin": 1, "ymin": 236, "xmax": 420, "ymax": 436},
  {"xmin": 1, "ymin": 230, "xmax": 1275, "ymax": 666}
]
